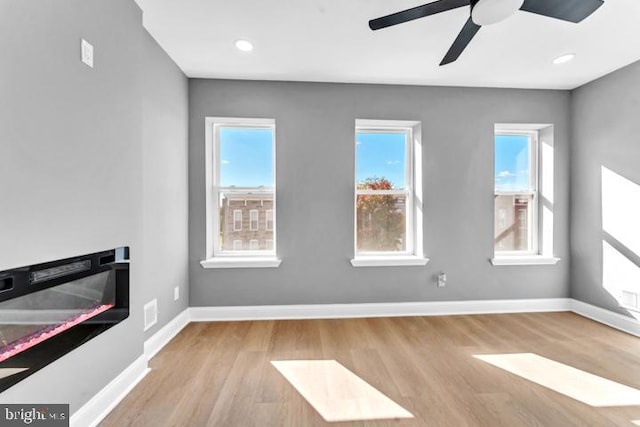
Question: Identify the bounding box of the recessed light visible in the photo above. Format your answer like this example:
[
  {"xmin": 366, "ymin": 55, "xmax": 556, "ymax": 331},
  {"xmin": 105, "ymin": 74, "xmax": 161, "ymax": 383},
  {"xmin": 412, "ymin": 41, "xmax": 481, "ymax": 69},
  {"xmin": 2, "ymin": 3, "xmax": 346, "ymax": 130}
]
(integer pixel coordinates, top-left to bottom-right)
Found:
[
  {"xmin": 235, "ymin": 39, "xmax": 253, "ymax": 52},
  {"xmin": 553, "ymin": 53, "xmax": 575, "ymax": 65}
]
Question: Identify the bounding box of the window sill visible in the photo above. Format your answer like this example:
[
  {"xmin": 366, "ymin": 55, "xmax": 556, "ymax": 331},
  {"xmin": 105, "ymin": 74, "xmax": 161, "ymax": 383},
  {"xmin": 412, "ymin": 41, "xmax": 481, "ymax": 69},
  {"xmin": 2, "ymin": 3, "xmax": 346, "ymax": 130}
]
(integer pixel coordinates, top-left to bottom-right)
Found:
[
  {"xmin": 490, "ymin": 256, "xmax": 560, "ymax": 266},
  {"xmin": 200, "ymin": 257, "xmax": 282, "ymax": 269},
  {"xmin": 350, "ymin": 256, "xmax": 430, "ymax": 267}
]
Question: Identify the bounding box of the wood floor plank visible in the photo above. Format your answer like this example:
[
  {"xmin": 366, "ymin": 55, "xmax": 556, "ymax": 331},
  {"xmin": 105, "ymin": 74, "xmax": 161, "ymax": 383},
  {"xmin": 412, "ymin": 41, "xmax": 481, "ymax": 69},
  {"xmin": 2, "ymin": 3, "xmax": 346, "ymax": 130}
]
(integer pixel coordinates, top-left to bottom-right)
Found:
[{"xmin": 100, "ymin": 312, "xmax": 640, "ymax": 427}]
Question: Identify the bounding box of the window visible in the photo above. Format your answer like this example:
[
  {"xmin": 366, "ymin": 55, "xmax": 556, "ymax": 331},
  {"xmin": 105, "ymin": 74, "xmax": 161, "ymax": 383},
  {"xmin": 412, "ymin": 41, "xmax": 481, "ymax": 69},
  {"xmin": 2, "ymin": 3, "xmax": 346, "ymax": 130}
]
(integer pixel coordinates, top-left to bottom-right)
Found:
[
  {"xmin": 494, "ymin": 131, "xmax": 537, "ymax": 254},
  {"xmin": 352, "ymin": 120, "xmax": 427, "ymax": 267},
  {"xmin": 202, "ymin": 117, "xmax": 280, "ymax": 268},
  {"xmin": 250, "ymin": 210, "xmax": 259, "ymax": 231},
  {"xmin": 266, "ymin": 210, "xmax": 274, "ymax": 231},
  {"xmin": 492, "ymin": 124, "xmax": 559, "ymax": 265},
  {"xmin": 233, "ymin": 210, "xmax": 243, "ymax": 231},
  {"xmin": 266, "ymin": 239, "xmax": 274, "ymax": 250}
]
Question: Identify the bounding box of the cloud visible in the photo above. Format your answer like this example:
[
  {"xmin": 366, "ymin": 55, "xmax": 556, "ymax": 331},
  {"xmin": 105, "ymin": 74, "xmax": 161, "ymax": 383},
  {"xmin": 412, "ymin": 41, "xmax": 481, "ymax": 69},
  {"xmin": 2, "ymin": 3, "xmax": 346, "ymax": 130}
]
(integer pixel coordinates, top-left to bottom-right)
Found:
[
  {"xmin": 497, "ymin": 170, "xmax": 515, "ymax": 178},
  {"xmin": 386, "ymin": 160, "xmax": 401, "ymax": 165},
  {"xmin": 221, "ymin": 160, "xmax": 230, "ymax": 164}
]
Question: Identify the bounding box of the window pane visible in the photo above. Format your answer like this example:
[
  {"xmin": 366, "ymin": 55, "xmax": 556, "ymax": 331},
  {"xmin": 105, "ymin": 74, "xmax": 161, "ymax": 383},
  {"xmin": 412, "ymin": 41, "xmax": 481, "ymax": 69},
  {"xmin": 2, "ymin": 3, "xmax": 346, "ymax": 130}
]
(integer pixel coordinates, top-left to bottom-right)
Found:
[
  {"xmin": 219, "ymin": 127, "xmax": 274, "ymax": 187},
  {"xmin": 356, "ymin": 131, "xmax": 407, "ymax": 190},
  {"xmin": 356, "ymin": 194, "xmax": 406, "ymax": 253},
  {"xmin": 219, "ymin": 192, "xmax": 274, "ymax": 252},
  {"xmin": 266, "ymin": 210, "xmax": 274, "ymax": 231},
  {"xmin": 495, "ymin": 134, "xmax": 530, "ymax": 192},
  {"xmin": 233, "ymin": 210, "xmax": 242, "ymax": 231},
  {"xmin": 494, "ymin": 194, "xmax": 533, "ymax": 251},
  {"xmin": 250, "ymin": 210, "xmax": 259, "ymax": 231}
]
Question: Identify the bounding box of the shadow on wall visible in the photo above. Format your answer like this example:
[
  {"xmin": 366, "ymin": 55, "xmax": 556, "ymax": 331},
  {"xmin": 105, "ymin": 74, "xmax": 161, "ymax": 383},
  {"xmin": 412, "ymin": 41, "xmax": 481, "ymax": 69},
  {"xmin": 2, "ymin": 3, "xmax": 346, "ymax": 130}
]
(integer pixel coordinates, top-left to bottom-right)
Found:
[{"xmin": 601, "ymin": 166, "xmax": 640, "ymax": 319}]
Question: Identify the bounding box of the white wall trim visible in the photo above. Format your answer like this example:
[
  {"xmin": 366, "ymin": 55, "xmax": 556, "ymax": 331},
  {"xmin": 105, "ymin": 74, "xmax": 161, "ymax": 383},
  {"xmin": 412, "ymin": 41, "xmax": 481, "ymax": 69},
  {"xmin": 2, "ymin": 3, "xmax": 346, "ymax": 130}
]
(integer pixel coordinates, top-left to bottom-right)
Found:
[
  {"xmin": 200, "ymin": 257, "xmax": 282, "ymax": 269},
  {"xmin": 491, "ymin": 256, "xmax": 561, "ymax": 266},
  {"xmin": 190, "ymin": 298, "xmax": 572, "ymax": 321},
  {"xmin": 71, "ymin": 309, "xmax": 189, "ymax": 427},
  {"xmin": 190, "ymin": 299, "xmax": 640, "ymax": 337},
  {"xmin": 144, "ymin": 308, "xmax": 190, "ymax": 360},
  {"xmin": 569, "ymin": 299, "xmax": 640, "ymax": 337},
  {"xmin": 350, "ymin": 256, "xmax": 430, "ymax": 267},
  {"xmin": 70, "ymin": 355, "xmax": 150, "ymax": 427}
]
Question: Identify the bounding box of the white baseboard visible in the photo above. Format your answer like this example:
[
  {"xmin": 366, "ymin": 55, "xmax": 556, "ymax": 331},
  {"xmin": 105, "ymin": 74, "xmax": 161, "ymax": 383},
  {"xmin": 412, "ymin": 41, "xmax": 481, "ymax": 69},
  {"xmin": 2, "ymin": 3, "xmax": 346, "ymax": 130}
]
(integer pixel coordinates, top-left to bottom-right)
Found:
[
  {"xmin": 189, "ymin": 298, "xmax": 572, "ymax": 321},
  {"xmin": 569, "ymin": 299, "xmax": 640, "ymax": 337},
  {"xmin": 71, "ymin": 309, "xmax": 189, "ymax": 427},
  {"xmin": 190, "ymin": 299, "xmax": 640, "ymax": 337},
  {"xmin": 144, "ymin": 308, "xmax": 190, "ymax": 360},
  {"xmin": 70, "ymin": 355, "xmax": 150, "ymax": 427}
]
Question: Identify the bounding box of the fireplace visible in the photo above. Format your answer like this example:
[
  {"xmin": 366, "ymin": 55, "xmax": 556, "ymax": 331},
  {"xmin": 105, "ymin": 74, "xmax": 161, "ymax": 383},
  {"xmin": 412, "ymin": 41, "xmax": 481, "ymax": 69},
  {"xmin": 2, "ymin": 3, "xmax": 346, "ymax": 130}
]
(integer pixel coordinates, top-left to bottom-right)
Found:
[{"xmin": 0, "ymin": 248, "xmax": 129, "ymax": 392}]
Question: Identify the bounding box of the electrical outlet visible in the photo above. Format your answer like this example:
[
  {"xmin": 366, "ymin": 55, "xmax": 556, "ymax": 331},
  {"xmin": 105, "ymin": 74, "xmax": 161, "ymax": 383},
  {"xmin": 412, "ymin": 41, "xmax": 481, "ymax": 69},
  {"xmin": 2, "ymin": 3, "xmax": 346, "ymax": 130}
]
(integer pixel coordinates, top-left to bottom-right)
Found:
[
  {"xmin": 81, "ymin": 39, "xmax": 93, "ymax": 68},
  {"xmin": 174, "ymin": 286, "xmax": 179, "ymax": 301},
  {"xmin": 437, "ymin": 272, "xmax": 447, "ymax": 288}
]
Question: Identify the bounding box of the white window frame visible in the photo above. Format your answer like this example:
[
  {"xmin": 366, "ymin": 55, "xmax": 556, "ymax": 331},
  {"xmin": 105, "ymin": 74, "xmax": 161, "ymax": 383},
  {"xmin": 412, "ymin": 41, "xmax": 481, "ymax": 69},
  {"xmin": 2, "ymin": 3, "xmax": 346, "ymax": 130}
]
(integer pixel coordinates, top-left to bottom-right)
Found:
[
  {"xmin": 266, "ymin": 209, "xmax": 274, "ymax": 231},
  {"xmin": 233, "ymin": 210, "xmax": 243, "ymax": 231},
  {"xmin": 492, "ymin": 124, "xmax": 559, "ymax": 266},
  {"xmin": 249, "ymin": 239, "xmax": 259, "ymax": 251},
  {"xmin": 250, "ymin": 209, "xmax": 259, "ymax": 231},
  {"xmin": 351, "ymin": 119, "xmax": 428, "ymax": 267},
  {"xmin": 233, "ymin": 240, "xmax": 243, "ymax": 251},
  {"xmin": 201, "ymin": 117, "xmax": 281, "ymax": 269}
]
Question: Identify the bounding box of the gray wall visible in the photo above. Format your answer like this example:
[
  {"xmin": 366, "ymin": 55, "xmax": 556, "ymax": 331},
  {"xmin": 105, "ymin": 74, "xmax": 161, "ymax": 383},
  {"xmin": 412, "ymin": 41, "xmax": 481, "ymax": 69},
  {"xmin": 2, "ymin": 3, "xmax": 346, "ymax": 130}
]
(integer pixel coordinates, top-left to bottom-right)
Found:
[
  {"xmin": 189, "ymin": 80, "xmax": 571, "ymax": 306},
  {"xmin": 0, "ymin": 0, "xmax": 188, "ymax": 413},
  {"xmin": 570, "ymin": 60, "xmax": 640, "ymax": 315},
  {"xmin": 140, "ymin": 31, "xmax": 189, "ymax": 339}
]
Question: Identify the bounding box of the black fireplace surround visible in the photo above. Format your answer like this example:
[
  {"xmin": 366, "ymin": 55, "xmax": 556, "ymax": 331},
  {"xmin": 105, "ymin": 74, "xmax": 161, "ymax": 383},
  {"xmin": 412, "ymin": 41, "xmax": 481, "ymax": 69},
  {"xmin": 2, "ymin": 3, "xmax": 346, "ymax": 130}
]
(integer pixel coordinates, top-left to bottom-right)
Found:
[{"xmin": 0, "ymin": 248, "xmax": 129, "ymax": 392}]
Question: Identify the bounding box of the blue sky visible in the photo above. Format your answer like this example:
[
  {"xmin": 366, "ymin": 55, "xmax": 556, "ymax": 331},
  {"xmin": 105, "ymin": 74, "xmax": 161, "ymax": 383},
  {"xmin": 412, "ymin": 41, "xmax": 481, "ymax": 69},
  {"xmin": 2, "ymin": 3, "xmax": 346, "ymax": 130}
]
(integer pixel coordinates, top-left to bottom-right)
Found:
[
  {"xmin": 356, "ymin": 131, "xmax": 406, "ymax": 188},
  {"xmin": 220, "ymin": 128, "xmax": 407, "ymax": 189},
  {"xmin": 219, "ymin": 127, "xmax": 274, "ymax": 187},
  {"xmin": 495, "ymin": 134, "xmax": 531, "ymax": 192},
  {"xmin": 221, "ymin": 129, "xmax": 529, "ymax": 191}
]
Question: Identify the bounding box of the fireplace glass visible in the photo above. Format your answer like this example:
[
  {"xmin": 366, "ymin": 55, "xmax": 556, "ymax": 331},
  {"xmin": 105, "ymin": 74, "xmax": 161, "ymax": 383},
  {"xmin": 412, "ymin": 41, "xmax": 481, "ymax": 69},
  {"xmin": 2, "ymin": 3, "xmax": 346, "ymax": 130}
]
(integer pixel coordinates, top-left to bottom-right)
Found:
[
  {"xmin": 0, "ymin": 248, "xmax": 129, "ymax": 392},
  {"xmin": 0, "ymin": 270, "xmax": 116, "ymax": 363}
]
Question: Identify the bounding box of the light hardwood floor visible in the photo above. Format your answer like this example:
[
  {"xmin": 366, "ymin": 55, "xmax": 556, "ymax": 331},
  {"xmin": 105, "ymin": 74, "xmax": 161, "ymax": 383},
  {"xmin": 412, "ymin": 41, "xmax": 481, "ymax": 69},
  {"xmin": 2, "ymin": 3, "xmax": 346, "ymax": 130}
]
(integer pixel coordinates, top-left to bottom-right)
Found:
[{"xmin": 101, "ymin": 312, "xmax": 640, "ymax": 426}]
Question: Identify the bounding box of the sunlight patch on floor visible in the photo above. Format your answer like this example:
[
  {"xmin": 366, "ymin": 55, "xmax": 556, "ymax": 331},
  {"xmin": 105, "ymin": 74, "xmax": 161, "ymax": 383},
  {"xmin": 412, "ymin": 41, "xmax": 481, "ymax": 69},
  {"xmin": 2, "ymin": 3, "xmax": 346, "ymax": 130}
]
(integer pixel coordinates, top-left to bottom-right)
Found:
[
  {"xmin": 474, "ymin": 353, "xmax": 640, "ymax": 407},
  {"xmin": 271, "ymin": 359, "xmax": 413, "ymax": 422}
]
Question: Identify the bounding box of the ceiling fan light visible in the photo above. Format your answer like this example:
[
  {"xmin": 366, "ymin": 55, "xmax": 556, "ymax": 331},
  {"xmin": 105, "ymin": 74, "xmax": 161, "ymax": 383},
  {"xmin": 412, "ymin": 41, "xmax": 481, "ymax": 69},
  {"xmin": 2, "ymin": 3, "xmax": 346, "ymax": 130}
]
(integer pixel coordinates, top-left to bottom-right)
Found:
[
  {"xmin": 471, "ymin": 0, "xmax": 525, "ymax": 26},
  {"xmin": 235, "ymin": 39, "xmax": 254, "ymax": 52},
  {"xmin": 553, "ymin": 53, "xmax": 576, "ymax": 64}
]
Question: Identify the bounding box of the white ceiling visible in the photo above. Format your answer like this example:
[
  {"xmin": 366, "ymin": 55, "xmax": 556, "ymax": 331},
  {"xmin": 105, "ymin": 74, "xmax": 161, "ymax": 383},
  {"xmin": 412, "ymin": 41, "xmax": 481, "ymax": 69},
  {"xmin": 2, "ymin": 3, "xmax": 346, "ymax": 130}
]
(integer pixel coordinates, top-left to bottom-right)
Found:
[{"xmin": 134, "ymin": 0, "xmax": 640, "ymax": 89}]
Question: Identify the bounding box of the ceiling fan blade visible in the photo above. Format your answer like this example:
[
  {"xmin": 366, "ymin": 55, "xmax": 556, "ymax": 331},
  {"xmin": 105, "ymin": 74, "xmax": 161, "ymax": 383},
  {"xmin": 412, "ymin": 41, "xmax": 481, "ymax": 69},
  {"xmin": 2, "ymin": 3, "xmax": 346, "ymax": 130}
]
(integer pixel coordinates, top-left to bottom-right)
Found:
[
  {"xmin": 369, "ymin": 0, "xmax": 470, "ymax": 31},
  {"xmin": 520, "ymin": 0, "xmax": 603, "ymax": 23},
  {"xmin": 440, "ymin": 18, "xmax": 480, "ymax": 66}
]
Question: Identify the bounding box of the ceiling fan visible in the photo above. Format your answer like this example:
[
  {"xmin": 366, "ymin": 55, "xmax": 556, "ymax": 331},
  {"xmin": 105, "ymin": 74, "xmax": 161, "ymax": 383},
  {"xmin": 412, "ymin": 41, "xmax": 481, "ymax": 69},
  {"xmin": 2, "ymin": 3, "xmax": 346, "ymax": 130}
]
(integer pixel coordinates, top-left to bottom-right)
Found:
[{"xmin": 369, "ymin": 0, "xmax": 604, "ymax": 65}]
